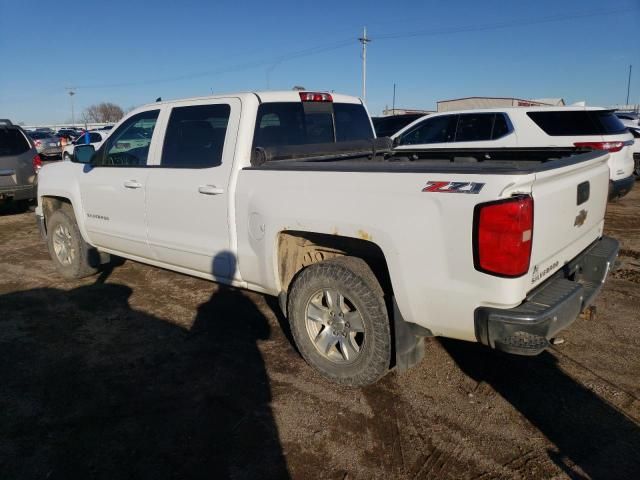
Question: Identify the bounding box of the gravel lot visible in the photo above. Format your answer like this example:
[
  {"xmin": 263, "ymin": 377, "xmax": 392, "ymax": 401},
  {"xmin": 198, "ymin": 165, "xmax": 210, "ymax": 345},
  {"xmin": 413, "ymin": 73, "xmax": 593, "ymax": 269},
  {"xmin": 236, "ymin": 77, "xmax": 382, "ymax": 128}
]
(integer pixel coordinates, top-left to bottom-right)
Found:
[{"xmin": 1, "ymin": 189, "xmax": 639, "ymax": 480}]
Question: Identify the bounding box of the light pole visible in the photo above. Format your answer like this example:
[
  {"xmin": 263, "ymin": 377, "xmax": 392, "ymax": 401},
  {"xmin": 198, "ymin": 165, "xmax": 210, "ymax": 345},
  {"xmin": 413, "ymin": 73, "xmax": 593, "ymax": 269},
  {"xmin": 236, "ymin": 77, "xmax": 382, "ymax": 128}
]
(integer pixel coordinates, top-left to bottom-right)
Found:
[
  {"xmin": 626, "ymin": 64, "xmax": 632, "ymax": 106},
  {"xmin": 66, "ymin": 87, "xmax": 76, "ymax": 126}
]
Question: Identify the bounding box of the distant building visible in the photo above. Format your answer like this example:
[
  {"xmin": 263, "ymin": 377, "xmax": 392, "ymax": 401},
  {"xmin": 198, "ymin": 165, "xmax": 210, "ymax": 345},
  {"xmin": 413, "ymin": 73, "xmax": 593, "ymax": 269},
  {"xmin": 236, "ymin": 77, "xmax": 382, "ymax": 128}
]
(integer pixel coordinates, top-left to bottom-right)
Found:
[
  {"xmin": 436, "ymin": 96, "xmax": 565, "ymax": 112},
  {"xmin": 381, "ymin": 107, "xmax": 434, "ymax": 117}
]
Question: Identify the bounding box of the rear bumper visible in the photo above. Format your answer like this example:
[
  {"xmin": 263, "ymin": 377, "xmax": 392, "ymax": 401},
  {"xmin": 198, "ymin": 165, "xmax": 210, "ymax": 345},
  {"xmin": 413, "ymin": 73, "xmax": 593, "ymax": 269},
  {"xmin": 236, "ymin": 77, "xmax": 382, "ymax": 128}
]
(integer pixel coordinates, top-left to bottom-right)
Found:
[
  {"xmin": 474, "ymin": 236, "xmax": 619, "ymax": 356},
  {"xmin": 40, "ymin": 146, "xmax": 62, "ymax": 157},
  {"xmin": 608, "ymin": 175, "xmax": 634, "ymax": 200},
  {"xmin": 0, "ymin": 184, "xmax": 35, "ymax": 201}
]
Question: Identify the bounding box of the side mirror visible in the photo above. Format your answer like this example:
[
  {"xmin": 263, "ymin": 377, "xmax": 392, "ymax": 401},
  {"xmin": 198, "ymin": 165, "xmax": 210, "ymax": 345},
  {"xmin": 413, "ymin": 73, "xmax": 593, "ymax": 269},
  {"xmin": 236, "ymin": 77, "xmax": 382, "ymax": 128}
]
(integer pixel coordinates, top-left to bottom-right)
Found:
[
  {"xmin": 392, "ymin": 136, "xmax": 401, "ymax": 148},
  {"xmin": 73, "ymin": 144, "xmax": 95, "ymax": 164}
]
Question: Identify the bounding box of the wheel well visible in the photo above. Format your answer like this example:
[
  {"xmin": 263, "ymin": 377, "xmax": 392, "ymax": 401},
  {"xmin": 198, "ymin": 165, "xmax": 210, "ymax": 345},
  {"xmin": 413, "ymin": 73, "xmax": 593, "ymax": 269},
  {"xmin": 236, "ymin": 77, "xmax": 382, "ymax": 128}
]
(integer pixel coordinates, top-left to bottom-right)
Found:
[
  {"xmin": 41, "ymin": 196, "xmax": 73, "ymax": 229},
  {"xmin": 277, "ymin": 231, "xmax": 392, "ymax": 296}
]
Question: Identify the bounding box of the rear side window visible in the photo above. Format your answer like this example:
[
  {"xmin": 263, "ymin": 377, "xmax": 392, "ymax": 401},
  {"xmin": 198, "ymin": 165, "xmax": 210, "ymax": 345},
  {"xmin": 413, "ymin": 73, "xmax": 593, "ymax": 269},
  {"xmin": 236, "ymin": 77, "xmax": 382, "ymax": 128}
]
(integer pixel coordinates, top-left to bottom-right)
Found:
[
  {"xmin": 455, "ymin": 113, "xmax": 495, "ymax": 142},
  {"xmin": 527, "ymin": 111, "xmax": 628, "ymax": 136},
  {"xmin": 399, "ymin": 115, "xmax": 457, "ymax": 145},
  {"xmin": 161, "ymin": 104, "xmax": 230, "ymax": 167},
  {"xmin": 253, "ymin": 102, "xmax": 373, "ymax": 149},
  {"xmin": 0, "ymin": 128, "xmax": 30, "ymax": 156},
  {"xmin": 492, "ymin": 114, "xmax": 510, "ymax": 139}
]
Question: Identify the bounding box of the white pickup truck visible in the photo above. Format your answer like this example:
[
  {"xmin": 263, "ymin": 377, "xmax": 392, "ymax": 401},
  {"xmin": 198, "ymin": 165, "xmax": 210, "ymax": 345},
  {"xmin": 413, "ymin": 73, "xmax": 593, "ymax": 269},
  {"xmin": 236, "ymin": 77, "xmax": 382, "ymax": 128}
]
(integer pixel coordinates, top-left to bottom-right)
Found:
[{"xmin": 35, "ymin": 91, "xmax": 619, "ymax": 386}]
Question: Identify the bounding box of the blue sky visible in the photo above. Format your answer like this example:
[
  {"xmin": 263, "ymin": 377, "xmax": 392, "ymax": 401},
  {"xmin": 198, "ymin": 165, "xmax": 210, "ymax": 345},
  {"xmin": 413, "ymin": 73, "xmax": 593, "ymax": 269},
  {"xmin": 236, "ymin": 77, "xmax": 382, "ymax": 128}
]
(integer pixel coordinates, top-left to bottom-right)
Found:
[{"xmin": 1, "ymin": 0, "xmax": 638, "ymax": 124}]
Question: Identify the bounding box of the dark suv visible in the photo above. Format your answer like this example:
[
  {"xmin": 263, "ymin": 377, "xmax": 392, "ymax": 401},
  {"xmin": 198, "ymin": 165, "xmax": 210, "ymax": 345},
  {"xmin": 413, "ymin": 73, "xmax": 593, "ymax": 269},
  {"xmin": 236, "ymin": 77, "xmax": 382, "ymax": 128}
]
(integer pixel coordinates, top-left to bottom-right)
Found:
[{"xmin": 0, "ymin": 119, "xmax": 41, "ymax": 209}]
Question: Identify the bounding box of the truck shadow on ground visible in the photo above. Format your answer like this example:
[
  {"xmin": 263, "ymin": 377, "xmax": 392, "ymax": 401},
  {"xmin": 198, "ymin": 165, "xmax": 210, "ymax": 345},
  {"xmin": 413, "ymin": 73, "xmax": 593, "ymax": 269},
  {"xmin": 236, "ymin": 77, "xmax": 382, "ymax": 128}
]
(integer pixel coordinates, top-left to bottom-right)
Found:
[
  {"xmin": 441, "ymin": 339, "xmax": 640, "ymax": 480},
  {"xmin": 0, "ymin": 266, "xmax": 289, "ymax": 479}
]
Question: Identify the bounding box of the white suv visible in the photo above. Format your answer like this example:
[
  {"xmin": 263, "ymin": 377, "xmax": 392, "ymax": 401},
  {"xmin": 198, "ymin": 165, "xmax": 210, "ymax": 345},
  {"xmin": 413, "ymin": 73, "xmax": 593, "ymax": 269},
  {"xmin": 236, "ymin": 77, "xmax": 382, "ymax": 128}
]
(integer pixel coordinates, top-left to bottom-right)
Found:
[
  {"xmin": 392, "ymin": 107, "xmax": 635, "ymax": 199},
  {"xmin": 62, "ymin": 130, "xmax": 109, "ymax": 161}
]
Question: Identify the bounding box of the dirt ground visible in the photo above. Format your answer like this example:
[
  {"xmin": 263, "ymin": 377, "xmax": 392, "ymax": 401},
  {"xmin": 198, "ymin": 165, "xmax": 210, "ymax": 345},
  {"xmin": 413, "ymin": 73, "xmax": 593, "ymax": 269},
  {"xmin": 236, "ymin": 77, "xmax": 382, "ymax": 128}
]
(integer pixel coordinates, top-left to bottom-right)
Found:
[{"xmin": 1, "ymin": 188, "xmax": 639, "ymax": 480}]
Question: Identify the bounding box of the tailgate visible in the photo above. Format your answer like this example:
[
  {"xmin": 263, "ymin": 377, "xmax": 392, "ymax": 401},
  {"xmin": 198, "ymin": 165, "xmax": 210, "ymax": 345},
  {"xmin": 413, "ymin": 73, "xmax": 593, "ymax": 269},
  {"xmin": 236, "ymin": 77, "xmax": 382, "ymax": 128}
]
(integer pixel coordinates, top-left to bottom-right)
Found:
[
  {"xmin": 528, "ymin": 151, "xmax": 609, "ymax": 289},
  {"xmin": 0, "ymin": 155, "xmax": 20, "ymax": 188},
  {"xmin": 0, "ymin": 151, "xmax": 34, "ymax": 189}
]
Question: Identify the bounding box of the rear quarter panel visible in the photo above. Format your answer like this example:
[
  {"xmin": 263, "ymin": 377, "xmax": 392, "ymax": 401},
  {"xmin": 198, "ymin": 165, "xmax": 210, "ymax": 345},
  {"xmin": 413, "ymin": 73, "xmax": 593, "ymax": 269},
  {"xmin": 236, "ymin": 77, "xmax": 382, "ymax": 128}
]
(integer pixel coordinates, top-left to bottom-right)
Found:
[{"xmin": 235, "ymin": 168, "xmax": 539, "ymax": 341}]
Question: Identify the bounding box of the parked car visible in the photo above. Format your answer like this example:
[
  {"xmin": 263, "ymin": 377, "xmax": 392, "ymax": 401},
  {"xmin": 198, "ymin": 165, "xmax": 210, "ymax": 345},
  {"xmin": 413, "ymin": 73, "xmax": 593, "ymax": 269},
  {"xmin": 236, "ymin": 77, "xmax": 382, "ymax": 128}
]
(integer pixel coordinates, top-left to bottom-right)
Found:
[
  {"xmin": 62, "ymin": 130, "xmax": 109, "ymax": 161},
  {"xmin": 0, "ymin": 119, "xmax": 41, "ymax": 208},
  {"xmin": 35, "ymin": 91, "xmax": 618, "ymax": 386},
  {"xmin": 372, "ymin": 113, "xmax": 425, "ymax": 137},
  {"xmin": 615, "ymin": 111, "xmax": 640, "ymax": 128},
  {"xmin": 28, "ymin": 131, "xmax": 62, "ymax": 159},
  {"xmin": 56, "ymin": 129, "xmax": 80, "ymax": 142},
  {"xmin": 392, "ymin": 107, "xmax": 635, "ymax": 200}
]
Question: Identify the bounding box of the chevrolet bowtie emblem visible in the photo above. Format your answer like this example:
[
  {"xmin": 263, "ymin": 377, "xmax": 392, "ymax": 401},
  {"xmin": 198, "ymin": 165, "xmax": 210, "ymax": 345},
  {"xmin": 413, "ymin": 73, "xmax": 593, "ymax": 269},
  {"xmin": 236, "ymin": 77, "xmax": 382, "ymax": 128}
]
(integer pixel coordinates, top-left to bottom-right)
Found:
[{"xmin": 574, "ymin": 209, "xmax": 588, "ymax": 227}]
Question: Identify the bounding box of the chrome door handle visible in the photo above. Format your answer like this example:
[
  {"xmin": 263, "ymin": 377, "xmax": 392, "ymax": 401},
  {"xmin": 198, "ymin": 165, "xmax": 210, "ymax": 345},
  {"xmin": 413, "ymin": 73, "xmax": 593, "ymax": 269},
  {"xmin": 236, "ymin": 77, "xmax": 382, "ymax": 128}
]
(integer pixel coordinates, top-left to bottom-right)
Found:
[
  {"xmin": 198, "ymin": 185, "xmax": 224, "ymax": 195},
  {"xmin": 123, "ymin": 180, "xmax": 142, "ymax": 189}
]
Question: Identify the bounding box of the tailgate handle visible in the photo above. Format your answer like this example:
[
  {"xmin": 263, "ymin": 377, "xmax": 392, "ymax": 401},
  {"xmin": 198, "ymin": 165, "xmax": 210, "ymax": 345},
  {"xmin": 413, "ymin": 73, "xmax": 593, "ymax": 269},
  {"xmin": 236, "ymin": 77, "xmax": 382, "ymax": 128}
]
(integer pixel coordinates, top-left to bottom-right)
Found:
[
  {"xmin": 0, "ymin": 169, "xmax": 15, "ymax": 176},
  {"xmin": 577, "ymin": 181, "xmax": 590, "ymax": 205}
]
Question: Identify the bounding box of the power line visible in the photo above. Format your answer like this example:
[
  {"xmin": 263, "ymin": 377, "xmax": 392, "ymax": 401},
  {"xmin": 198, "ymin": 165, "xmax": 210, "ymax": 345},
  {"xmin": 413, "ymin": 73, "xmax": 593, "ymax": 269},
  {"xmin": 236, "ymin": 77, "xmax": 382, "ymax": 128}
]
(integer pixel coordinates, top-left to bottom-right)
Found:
[
  {"xmin": 74, "ymin": 38, "xmax": 356, "ymax": 90},
  {"xmin": 373, "ymin": 7, "xmax": 635, "ymax": 41},
  {"xmin": 9, "ymin": 6, "xmax": 635, "ymax": 100}
]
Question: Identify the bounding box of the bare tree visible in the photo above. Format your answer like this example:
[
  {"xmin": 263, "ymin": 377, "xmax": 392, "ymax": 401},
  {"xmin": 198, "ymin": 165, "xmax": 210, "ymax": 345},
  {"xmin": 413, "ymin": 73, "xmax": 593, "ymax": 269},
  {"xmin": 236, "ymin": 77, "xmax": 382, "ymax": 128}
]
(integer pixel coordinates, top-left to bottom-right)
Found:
[{"xmin": 82, "ymin": 102, "xmax": 124, "ymax": 123}]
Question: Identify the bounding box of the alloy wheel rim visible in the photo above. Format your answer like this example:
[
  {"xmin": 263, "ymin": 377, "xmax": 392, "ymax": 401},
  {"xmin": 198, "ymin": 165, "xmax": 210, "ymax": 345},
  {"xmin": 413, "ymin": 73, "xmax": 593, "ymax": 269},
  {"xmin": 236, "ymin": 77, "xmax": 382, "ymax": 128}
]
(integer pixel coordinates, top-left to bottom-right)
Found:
[
  {"xmin": 52, "ymin": 224, "xmax": 75, "ymax": 266},
  {"xmin": 305, "ymin": 288, "xmax": 366, "ymax": 364}
]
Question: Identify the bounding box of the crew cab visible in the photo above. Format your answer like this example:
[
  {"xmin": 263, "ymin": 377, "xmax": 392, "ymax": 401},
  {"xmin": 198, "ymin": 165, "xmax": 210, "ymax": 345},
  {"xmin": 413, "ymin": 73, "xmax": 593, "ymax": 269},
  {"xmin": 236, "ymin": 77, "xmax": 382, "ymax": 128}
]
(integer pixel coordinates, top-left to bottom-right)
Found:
[
  {"xmin": 35, "ymin": 91, "xmax": 619, "ymax": 386},
  {"xmin": 392, "ymin": 107, "xmax": 635, "ymax": 200}
]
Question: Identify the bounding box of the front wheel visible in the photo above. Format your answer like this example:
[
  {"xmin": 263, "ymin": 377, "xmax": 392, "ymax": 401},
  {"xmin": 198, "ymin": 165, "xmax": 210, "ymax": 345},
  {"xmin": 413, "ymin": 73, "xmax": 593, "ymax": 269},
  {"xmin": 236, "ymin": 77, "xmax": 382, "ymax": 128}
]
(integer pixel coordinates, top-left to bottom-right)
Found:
[
  {"xmin": 46, "ymin": 208, "xmax": 98, "ymax": 279},
  {"xmin": 287, "ymin": 257, "xmax": 391, "ymax": 386}
]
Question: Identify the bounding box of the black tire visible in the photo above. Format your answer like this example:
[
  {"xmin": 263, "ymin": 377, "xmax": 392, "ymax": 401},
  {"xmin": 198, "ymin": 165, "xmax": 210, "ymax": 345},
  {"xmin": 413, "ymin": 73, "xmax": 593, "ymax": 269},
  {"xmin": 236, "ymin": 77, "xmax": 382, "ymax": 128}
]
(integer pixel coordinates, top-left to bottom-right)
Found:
[
  {"xmin": 287, "ymin": 256, "xmax": 391, "ymax": 386},
  {"xmin": 46, "ymin": 208, "xmax": 99, "ymax": 279}
]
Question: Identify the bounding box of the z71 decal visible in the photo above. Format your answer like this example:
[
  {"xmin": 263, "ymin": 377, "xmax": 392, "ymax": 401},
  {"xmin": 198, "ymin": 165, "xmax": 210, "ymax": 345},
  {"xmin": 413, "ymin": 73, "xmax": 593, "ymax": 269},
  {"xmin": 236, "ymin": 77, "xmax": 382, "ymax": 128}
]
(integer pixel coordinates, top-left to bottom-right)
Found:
[{"xmin": 422, "ymin": 181, "xmax": 485, "ymax": 194}]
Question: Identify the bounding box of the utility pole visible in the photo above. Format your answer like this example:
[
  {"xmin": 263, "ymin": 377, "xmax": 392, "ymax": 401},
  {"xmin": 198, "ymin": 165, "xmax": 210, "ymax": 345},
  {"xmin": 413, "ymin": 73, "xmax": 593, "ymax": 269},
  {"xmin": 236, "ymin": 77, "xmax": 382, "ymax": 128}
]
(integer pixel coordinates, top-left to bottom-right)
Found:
[
  {"xmin": 65, "ymin": 87, "xmax": 76, "ymax": 126},
  {"xmin": 358, "ymin": 26, "xmax": 371, "ymax": 104},
  {"xmin": 626, "ymin": 64, "xmax": 632, "ymax": 106},
  {"xmin": 392, "ymin": 83, "xmax": 396, "ymax": 115}
]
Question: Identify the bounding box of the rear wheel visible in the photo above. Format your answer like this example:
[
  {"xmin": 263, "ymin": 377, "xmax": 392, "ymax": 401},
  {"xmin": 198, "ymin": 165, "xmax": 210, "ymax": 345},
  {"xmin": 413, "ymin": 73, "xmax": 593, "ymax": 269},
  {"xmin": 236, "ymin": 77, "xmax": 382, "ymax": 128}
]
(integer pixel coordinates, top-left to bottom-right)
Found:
[
  {"xmin": 287, "ymin": 256, "xmax": 391, "ymax": 386},
  {"xmin": 46, "ymin": 208, "xmax": 98, "ymax": 279}
]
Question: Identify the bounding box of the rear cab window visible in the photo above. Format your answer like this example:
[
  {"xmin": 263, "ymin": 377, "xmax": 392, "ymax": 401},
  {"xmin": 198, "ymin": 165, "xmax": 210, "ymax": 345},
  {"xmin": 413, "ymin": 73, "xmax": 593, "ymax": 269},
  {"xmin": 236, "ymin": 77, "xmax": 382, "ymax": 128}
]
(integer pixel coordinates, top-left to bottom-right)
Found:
[
  {"xmin": 252, "ymin": 100, "xmax": 374, "ymax": 149},
  {"xmin": 527, "ymin": 110, "xmax": 628, "ymax": 136},
  {"xmin": 0, "ymin": 128, "xmax": 31, "ymax": 156}
]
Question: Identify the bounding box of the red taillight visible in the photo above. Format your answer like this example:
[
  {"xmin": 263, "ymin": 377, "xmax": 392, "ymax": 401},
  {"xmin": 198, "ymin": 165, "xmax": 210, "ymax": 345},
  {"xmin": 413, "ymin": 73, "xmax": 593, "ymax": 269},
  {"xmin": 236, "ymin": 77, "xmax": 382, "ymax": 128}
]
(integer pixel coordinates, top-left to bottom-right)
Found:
[
  {"xmin": 574, "ymin": 141, "xmax": 624, "ymax": 153},
  {"xmin": 299, "ymin": 92, "xmax": 333, "ymax": 102},
  {"xmin": 33, "ymin": 154, "xmax": 42, "ymax": 173},
  {"xmin": 473, "ymin": 195, "xmax": 534, "ymax": 277}
]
